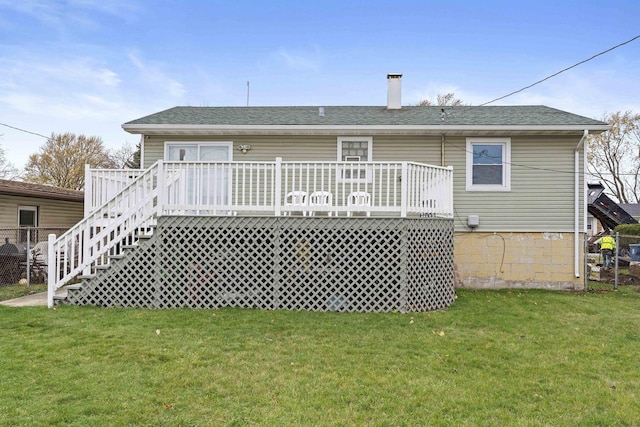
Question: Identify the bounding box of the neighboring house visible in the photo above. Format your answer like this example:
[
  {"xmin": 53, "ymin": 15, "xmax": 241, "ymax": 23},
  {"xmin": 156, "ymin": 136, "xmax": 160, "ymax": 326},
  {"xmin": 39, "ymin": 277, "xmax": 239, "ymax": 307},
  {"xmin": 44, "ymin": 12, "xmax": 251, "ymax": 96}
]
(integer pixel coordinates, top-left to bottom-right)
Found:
[
  {"xmin": 0, "ymin": 179, "xmax": 84, "ymax": 243},
  {"xmin": 48, "ymin": 74, "xmax": 609, "ymax": 309}
]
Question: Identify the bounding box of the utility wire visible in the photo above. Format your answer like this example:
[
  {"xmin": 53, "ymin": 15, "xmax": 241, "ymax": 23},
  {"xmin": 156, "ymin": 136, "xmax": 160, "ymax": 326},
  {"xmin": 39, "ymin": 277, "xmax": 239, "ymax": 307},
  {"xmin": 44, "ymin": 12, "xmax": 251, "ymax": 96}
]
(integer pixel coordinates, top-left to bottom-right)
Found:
[
  {"xmin": 447, "ymin": 142, "xmax": 640, "ymax": 176},
  {"xmin": 479, "ymin": 34, "xmax": 640, "ymax": 106},
  {"xmin": 0, "ymin": 121, "xmax": 51, "ymax": 140}
]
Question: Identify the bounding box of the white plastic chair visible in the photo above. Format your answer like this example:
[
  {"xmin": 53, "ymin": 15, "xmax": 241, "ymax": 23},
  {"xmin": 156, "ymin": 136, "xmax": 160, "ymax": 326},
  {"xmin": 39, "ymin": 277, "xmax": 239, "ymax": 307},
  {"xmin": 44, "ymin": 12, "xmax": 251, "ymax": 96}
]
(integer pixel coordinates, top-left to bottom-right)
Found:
[
  {"xmin": 347, "ymin": 191, "xmax": 371, "ymax": 217},
  {"xmin": 308, "ymin": 191, "xmax": 333, "ymax": 216},
  {"xmin": 283, "ymin": 191, "xmax": 308, "ymax": 216}
]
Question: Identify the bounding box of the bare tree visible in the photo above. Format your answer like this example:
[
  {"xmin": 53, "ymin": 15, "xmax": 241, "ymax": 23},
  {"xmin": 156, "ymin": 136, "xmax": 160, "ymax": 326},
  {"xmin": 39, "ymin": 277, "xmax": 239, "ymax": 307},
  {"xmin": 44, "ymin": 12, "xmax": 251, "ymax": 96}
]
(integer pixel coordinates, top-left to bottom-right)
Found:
[
  {"xmin": 0, "ymin": 142, "xmax": 20, "ymax": 180},
  {"xmin": 109, "ymin": 143, "xmax": 138, "ymax": 169},
  {"xmin": 125, "ymin": 142, "xmax": 141, "ymax": 169},
  {"xmin": 587, "ymin": 110, "xmax": 640, "ymax": 203},
  {"xmin": 24, "ymin": 133, "xmax": 116, "ymax": 190},
  {"xmin": 417, "ymin": 93, "xmax": 467, "ymax": 106}
]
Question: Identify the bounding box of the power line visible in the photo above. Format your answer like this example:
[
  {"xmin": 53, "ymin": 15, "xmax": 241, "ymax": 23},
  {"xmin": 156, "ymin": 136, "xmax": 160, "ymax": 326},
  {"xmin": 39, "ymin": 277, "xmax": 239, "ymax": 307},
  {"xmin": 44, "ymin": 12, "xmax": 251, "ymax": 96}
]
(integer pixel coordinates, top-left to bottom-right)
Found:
[
  {"xmin": 448, "ymin": 142, "xmax": 640, "ymax": 176},
  {"xmin": 0, "ymin": 121, "xmax": 51, "ymax": 140},
  {"xmin": 479, "ymin": 34, "xmax": 640, "ymax": 106}
]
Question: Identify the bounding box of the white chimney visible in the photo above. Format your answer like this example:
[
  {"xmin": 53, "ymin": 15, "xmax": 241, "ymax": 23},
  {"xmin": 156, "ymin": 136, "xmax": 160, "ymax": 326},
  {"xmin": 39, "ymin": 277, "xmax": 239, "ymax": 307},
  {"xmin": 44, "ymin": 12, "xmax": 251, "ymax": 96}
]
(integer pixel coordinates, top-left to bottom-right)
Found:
[{"xmin": 387, "ymin": 73, "xmax": 402, "ymax": 110}]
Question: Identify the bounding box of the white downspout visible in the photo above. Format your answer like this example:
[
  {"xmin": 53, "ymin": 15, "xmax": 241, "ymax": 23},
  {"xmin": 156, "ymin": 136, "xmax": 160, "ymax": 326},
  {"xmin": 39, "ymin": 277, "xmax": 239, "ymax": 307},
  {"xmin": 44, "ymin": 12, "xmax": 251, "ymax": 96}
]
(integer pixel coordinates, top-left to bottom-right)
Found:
[
  {"xmin": 575, "ymin": 130, "xmax": 588, "ymax": 278},
  {"xmin": 140, "ymin": 135, "xmax": 145, "ymax": 169}
]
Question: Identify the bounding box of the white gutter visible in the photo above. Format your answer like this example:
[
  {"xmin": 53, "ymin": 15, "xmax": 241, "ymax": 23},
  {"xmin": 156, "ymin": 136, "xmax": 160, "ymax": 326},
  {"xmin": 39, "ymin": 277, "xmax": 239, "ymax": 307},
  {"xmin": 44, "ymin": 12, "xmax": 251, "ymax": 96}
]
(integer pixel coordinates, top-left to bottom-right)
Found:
[
  {"xmin": 575, "ymin": 130, "xmax": 589, "ymax": 278},
  {"xmin": 122, "ymin": 123, "xmax": 610, "ymax": 135},
  {"xmin": 139, "ymin": 134, "xmax": 145, "ymax": 169}
]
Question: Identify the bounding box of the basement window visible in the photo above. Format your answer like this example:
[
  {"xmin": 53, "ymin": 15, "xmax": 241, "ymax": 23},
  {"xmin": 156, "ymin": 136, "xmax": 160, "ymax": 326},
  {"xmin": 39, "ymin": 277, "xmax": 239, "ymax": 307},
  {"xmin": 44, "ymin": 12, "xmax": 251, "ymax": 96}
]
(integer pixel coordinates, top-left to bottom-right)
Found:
[{"xmin": 466, "ymin": 137, "xmax": 511, "ymax": 191}]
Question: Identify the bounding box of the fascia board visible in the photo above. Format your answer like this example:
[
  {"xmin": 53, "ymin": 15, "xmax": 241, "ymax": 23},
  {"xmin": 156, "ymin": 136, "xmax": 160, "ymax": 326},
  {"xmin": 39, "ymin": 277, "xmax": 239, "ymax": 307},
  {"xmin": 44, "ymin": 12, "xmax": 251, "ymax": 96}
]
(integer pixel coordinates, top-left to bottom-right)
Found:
[{"xmin": 122, "ymin": 123, "xmax": 611, "ymax": 135}]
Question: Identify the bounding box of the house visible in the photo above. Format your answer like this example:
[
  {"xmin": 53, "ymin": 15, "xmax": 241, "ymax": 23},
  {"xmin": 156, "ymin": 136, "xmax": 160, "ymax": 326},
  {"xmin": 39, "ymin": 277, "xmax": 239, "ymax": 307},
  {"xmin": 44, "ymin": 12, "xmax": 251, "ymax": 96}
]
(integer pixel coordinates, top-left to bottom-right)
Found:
[
  {"xmin": 47, "ymin": 74, "xmax": 609, "ymax": 309},
  {"xmin": 0, "ymin": 179, "xmax": 84, "ymax": 244},
  {"xmin": 0, "ymin": 179, "xmax": 83, "ymax": 284}
]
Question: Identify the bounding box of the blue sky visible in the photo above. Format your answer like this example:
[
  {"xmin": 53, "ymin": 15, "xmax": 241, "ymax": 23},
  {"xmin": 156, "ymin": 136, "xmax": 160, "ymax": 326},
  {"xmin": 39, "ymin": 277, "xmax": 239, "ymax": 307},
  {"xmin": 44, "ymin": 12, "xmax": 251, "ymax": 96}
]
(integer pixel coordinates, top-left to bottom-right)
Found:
[{"xmin": 1, "ymin": 0, "xmax": 639, "ymax": 169}]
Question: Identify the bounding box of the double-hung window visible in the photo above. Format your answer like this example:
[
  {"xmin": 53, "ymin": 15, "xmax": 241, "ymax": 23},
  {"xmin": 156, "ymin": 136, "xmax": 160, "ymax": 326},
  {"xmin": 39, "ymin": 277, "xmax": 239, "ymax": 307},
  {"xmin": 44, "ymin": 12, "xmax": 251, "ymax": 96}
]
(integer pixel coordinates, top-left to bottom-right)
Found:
[
  {"xmin": 337, "ymin": 137, "xmax": 372, "ymax": 182},
  {"xmin": 466, "ymin": 137, "xmax": 511, "ymax": 191}
]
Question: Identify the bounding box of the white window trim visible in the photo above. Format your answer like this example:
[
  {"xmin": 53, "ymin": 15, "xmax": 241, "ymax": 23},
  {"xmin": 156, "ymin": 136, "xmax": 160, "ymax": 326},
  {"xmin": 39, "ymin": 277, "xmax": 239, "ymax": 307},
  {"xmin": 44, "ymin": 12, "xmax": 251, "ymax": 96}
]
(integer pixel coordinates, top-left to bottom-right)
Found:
[
  {"xmin": 18, "ymin": 205, "xmax": 39, "ymax": 227},
  {"xmin": 465, "ymin": 137, "xmax": 511, "ymax": 192},
  {"xmin": 337, "ymin": 136, "xmax": 373, "ymax": 183},
  {"xmin": 164, "ymin": 141, "xmax": 233, "ymax": 161}
]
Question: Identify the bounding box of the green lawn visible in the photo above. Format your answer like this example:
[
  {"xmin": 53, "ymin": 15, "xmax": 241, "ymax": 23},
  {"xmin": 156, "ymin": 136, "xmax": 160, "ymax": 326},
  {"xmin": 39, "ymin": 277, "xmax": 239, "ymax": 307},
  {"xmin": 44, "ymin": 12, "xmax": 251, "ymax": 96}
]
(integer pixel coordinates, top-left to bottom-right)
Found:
[
  {"xmin": 0, "ymin": 283, "xmax": 46, "ymax": 301},
  {"xmin": 1, "ymin": 285, "xmax": 639, "ymax": 426}
]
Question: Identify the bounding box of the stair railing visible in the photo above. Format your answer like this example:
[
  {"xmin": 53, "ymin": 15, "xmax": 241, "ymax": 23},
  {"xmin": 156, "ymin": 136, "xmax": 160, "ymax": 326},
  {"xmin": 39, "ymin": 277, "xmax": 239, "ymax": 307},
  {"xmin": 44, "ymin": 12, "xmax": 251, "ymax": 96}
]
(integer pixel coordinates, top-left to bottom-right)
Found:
[{"xmin": 47, "ymin": 161, "xmax": 161, "ymax": 307}]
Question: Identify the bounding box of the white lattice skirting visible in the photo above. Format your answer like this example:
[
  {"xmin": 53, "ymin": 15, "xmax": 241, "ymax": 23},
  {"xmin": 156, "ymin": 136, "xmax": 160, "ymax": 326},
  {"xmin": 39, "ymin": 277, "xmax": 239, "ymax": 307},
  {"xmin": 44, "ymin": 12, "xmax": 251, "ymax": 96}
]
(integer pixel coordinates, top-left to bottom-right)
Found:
[{"xmin": 67, "ymin": 216, "xmax": 456, "ymax": 312}]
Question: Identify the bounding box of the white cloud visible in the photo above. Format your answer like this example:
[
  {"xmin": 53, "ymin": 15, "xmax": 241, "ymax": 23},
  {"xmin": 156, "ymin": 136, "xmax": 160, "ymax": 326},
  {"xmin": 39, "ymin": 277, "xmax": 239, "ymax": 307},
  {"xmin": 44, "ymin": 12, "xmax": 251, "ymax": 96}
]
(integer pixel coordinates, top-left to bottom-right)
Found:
[
  {"xmin": 0, "ymin": 0, "xmax": 139, "ymax": 30},
  {"xmin": 0, "ymin": 56, "xmax": 124, "ymax": 118},
  {"xmin": 276, "ymin": 47, "xmax": 322, "ymax": 70},
  {"xmin": 127, "ymin": 52, "xmax": 186, "ymax": 99}
]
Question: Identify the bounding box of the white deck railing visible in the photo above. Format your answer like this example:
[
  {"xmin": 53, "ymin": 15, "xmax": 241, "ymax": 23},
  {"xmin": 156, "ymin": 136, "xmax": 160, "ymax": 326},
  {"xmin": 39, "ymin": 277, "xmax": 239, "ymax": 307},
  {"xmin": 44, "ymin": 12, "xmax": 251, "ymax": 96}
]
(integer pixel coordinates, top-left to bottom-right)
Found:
[
  {"xmin": 49, "ymin": 159, "xmax": 452, "ymax": 306},
  {"xmin": 83, "ymin": 166, "xmax": 145, "ymax": 216},
  {"xmin": 85, "ymin": 159, "xmax": 453, "ymax": 218}
]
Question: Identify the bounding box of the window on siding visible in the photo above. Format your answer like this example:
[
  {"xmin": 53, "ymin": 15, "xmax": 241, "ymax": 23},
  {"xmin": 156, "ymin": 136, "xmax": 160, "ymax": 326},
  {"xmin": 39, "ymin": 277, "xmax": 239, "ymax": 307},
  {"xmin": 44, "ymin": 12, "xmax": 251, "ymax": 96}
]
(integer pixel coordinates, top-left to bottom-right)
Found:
[
  {"xmin": 165, "ymin": 142, "xmax": 232, "ymax": 161},
  {"xmin": 337, "ymin": 137, "xmax": 372, "ymax": 182},
  {"xmin": 18, "ymin": 205, "xmax": 38, "ymax": 243},
  {"xmin": 466, "ymin": 138, "xmax": 511, "ymax": 191}
]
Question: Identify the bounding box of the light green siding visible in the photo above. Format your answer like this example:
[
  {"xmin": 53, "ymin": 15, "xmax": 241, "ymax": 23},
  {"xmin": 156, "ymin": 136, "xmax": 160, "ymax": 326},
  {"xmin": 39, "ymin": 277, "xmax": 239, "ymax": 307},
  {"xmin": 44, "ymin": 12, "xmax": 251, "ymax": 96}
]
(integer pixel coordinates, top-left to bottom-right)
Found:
[
  {"xmin": 143, "ymin": 133, "xmax": 584, "ymax": 232},
  {"xmin": 445, "ymin": 135, "xmax": 584, "ymax": 232},
  {"xmin": 144, "ymin": 135, "xmax": 443, "ymax": 167},
  {"xmin": 0, "ymin": 195, "xmax": 84, "ymax": 228}
]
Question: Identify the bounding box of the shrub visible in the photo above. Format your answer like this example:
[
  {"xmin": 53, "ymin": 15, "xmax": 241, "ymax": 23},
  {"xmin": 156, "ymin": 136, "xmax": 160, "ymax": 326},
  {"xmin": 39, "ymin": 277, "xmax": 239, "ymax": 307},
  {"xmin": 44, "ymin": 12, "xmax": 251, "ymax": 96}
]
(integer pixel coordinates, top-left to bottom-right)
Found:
[{"xmin": 614, "ymin": 224, "xmax": 640, "ymax": 248}]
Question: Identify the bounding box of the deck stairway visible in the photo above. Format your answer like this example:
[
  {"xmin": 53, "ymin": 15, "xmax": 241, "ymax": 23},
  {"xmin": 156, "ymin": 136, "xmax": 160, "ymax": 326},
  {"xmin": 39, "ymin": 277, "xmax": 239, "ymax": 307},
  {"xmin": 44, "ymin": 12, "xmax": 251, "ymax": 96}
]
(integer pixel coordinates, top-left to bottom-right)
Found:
[
  {"xmin": 48, "ymin": 162, "xmax": 161, "ymax": 307},
  {"xmin": 53, "ymin": 231, "xmax": 156, "ymax": 306}
]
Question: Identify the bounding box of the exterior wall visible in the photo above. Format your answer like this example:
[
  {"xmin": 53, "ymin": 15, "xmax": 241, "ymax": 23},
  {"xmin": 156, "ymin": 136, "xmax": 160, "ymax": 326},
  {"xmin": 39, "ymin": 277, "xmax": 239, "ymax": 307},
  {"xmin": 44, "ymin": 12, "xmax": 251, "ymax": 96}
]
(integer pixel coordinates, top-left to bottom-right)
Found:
[
  {"xmin": 141, "ymin": 132, "xmax": 586, "ymax": 290},
  {"xmin": 445, "ymin": 134, "xmax": 584, "ymax": 232},
  {"xmin": 455, "ymin": 231, "xmax": 584, "ymax": 290},
  {"xmin": 143, "ymin": 135, "xmax": 443, "ymax": 168},
  {"xmin": 0, "ymin": 194, "xmax": 84, "ymax": 228}
]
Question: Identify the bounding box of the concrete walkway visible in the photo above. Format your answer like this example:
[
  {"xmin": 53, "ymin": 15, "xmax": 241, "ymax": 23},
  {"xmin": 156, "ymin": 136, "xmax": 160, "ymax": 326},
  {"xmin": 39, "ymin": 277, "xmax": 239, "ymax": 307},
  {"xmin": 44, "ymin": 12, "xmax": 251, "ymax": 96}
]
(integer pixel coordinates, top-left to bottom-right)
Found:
[{"xmin": 0, "ymin": 289, "xmax": 66, "ymax": 307}]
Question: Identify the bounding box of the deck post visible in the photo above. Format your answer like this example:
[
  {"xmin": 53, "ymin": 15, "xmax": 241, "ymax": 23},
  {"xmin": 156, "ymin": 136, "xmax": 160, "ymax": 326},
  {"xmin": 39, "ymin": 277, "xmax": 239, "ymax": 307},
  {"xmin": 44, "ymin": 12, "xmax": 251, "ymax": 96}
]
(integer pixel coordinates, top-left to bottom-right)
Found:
[
  {"xmin": 446, "ymin": 166, "xmax": 454, "ymax": 215},
  {"xmin": 400, "ymin": 162, "xmax": 408, "ymax": 218},
  {"xmin": 274, "ymin": 157, "xmax": 282, "ymax": 216},
  {"xmin": 82, "ymin": 222, "xmax": 91, "ymax": 276},
  {"xmin": 84, "ymin": 164, "xmax": 92, "ymax": 217},
  {"xmin": 47, "ymin": 233, "xmax": 56, "ymax": 308},
  {"xmin": 156, "ymin": 160, "xmax": 164, "ymax": 217}
]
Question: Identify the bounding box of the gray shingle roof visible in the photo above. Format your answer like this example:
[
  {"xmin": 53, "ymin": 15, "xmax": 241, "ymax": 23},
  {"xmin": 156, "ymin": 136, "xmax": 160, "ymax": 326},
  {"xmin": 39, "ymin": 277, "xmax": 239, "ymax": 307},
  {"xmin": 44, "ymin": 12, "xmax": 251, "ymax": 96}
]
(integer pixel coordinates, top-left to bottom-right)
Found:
[
  {"xmin": 124, "ymin": 105, "xmax": 606, "ymax": 127},
  {"xmin": 0, "ymin": 179, "xmax": 84, "ymax": 202}
]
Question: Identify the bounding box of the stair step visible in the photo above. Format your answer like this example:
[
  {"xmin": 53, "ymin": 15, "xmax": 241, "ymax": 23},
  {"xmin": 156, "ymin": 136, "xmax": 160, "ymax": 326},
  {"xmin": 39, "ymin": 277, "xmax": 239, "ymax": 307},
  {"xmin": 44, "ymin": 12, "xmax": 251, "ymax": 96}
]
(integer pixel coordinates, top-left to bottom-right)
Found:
[
  {"xmin": 109, "ymin": 254, "xmax": 125, "ymax": 260},
  {"xmin": 65, "ymin": 284, "xmax": 83, "ymax": 291},
  {"xmin": 79, "ymin": 274, "xmax": 96, "ymax": 280},
  {"xmin": 96, "ymin": 265, "xmax": 111, "ymax": 270},
  {"xmin": 122, "ymin": 244, "xmax": 138, "ymax": 250}
]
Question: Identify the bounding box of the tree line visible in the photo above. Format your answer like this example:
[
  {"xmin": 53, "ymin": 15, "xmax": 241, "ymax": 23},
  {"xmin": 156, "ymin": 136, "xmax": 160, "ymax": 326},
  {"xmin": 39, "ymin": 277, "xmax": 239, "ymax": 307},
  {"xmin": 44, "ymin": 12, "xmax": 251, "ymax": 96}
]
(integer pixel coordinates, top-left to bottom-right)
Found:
[{"xmin": 0, "ymin": 133, "xmax": 140, "ymax": 190}]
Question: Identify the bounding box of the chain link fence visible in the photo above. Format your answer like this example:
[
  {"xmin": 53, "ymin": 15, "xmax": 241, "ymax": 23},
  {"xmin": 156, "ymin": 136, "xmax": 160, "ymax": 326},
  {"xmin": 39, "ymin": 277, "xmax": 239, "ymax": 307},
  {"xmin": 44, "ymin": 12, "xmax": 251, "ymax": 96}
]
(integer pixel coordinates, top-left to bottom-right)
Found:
[
  {"xmin": 586, "ymin": 232, "xmax": 640, "ymax": 289},
  {"xmin": 0, "ymin": 227, "xmax": 69, "ymax": 287}
]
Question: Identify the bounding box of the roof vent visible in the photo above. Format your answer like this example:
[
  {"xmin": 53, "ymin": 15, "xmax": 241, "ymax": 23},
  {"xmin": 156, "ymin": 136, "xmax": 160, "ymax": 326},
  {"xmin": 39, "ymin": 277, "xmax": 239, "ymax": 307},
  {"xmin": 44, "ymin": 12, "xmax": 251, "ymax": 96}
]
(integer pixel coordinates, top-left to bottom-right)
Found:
[
  {"xmin": 387, "ymin": 73, "xmax": 402, "ymax": 110},
  {"xmin": 319, "ymin": 107, "xmax": 325, "ymax": 117}
]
